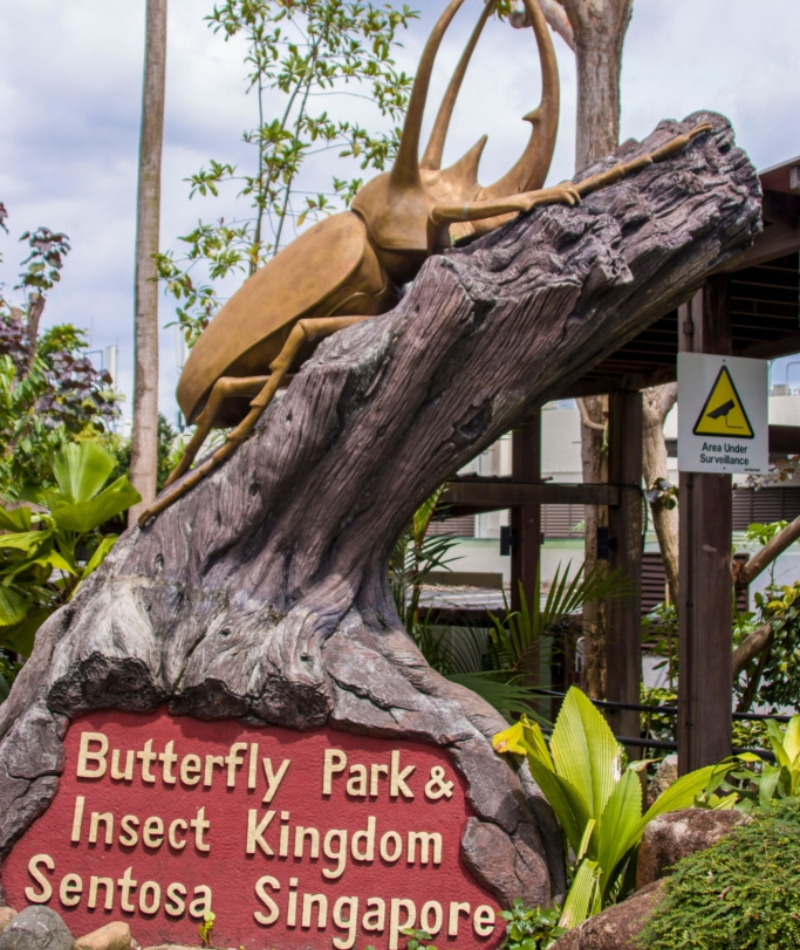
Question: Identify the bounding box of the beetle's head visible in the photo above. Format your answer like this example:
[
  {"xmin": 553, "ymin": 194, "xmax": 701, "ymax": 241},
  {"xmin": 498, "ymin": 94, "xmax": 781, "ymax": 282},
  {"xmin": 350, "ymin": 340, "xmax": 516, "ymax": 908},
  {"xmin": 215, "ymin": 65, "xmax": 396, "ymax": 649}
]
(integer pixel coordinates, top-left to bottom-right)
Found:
[{"xmin": 352, "ymin": 0, "xmax": 560, "ymax": 253}]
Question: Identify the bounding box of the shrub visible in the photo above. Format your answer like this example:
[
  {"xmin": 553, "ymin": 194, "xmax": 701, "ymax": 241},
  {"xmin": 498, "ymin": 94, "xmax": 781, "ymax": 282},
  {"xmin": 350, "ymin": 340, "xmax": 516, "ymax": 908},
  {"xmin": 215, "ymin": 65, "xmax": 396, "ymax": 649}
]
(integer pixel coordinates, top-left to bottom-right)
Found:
[{"xmin": 640, "ymin": 797, "xmax": 800, "ymax": 949}]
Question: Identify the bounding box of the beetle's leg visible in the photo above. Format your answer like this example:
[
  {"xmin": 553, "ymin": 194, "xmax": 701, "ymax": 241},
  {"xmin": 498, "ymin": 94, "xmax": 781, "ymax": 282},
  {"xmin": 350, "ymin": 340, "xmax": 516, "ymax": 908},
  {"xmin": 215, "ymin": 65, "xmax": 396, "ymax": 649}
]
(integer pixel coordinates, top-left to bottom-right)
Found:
[
  {"xmin": 138, "ymin": 316, "xmax": 371, "ymax": 527},
  {"xmin": 164, "ymin": 375, "xmax": 271, "ymax": 489}
]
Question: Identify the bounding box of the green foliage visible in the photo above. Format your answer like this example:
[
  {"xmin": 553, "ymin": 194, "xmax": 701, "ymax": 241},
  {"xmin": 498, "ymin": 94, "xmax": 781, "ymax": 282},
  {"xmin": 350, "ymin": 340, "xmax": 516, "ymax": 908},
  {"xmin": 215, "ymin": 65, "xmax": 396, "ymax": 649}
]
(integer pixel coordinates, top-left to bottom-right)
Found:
[
  {"xmin": 641, "ymin": 600, "xmax": 678, "ymax": 691},
  {"xmin": 198, "ymin": 909, "xmax": 215, "ymax": 947},
  {"xmin": 640, "ymin": 797, "xmax": 800, "ymax": 950},
  {"xmin": 499, "ymin": 899, "xmax": 565, "ymax": 950},
  {"xmin": 159, "ymin": 0, "xmax": 418, "ymax": 344},
  {"xmin": 0, "ymin": 442, "xmax": 140, "ymax": 656},
  {"xmin": 726, "ymin": 715, "xmax": 800, "ymax": 812},
  {"xmin": 112, "ymin": 412, "xmax": 179, "ymax": 493},
  {"xmin": 494, "ymin": 689, "xmax": 739, "ymax": 930},
  {"xmin": 401, "ymin": 927, "xmax": 446, "ymax": 950},
  {"xmin": 741, "ymin": 581, "xmax": 800, "ymax": 712}
]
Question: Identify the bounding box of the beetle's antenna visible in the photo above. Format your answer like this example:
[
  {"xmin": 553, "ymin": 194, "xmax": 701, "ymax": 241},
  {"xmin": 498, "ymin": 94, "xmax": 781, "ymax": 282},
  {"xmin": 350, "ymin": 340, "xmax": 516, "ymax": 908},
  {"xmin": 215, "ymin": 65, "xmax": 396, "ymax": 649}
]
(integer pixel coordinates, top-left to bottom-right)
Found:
[
  {"xmin": 478, "ymin": 0, "xmax": 559, "ymax": 199},
  {"xmin": 390, "ymin": 0, "xmax": 471, "ymax": 190},
  {"xmin": 421, "ymin": 0, "xmax": 496, "ymax": 172}
]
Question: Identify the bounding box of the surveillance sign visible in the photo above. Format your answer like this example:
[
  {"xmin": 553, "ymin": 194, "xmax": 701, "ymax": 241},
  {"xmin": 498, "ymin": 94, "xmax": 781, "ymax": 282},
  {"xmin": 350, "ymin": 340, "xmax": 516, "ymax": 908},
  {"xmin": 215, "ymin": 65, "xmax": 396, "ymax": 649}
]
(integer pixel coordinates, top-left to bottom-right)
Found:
[{"xmin": 678, "ymin": 353, "xmax": 768, "ymax": 474}]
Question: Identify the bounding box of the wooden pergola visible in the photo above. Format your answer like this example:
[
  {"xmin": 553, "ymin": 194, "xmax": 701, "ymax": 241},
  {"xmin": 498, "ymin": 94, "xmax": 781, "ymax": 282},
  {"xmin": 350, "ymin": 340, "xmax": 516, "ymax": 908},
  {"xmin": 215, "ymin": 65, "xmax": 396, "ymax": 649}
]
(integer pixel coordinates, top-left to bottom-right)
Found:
[{"xmin": 442, "ymin": 155, "xmax": 800, "ymax": 771}]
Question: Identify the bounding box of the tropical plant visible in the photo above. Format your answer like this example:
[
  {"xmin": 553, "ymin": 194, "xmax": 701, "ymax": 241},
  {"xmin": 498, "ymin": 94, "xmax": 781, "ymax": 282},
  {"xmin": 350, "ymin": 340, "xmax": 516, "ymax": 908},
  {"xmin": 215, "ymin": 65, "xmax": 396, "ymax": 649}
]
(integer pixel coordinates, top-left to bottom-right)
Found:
[
  {"xmin": 640, "ymin": 797, "xmax": 800, "ymax": 950},
  {"xmin": 726, "ymin": 714, "xmax": 800, "ymax": 812},
  {"xmin": 0, "ymin": 441, "xmax": 140, "ymax": 656},
  {"xmin": 157, "ymin": 0, "xmax": 417, "ymax": 345},
  {"xmin": 493, "ymin": 688, "xmax": 746, "ymax": 929},
  {"xmin": 499, "ymin": 899, "xmax": 566, "ymax": 950}
]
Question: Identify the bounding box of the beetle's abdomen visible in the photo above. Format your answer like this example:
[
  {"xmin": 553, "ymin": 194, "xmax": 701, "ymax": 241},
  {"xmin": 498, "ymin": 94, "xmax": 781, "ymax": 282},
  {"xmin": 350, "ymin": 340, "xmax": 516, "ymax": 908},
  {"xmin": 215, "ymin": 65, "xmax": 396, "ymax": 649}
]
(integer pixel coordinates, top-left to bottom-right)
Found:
[{"xmin": 178, "ymin": 213, "xmax": 395, "ymax": 425}]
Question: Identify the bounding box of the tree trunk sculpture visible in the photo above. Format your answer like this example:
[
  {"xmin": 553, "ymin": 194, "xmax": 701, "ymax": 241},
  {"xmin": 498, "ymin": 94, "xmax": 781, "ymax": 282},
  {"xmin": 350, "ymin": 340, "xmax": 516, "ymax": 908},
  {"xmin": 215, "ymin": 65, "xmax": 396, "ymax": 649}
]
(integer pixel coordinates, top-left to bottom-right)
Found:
[{"xmin": 0, "ymin": 115, "xmax": 761, "ymax": 909}]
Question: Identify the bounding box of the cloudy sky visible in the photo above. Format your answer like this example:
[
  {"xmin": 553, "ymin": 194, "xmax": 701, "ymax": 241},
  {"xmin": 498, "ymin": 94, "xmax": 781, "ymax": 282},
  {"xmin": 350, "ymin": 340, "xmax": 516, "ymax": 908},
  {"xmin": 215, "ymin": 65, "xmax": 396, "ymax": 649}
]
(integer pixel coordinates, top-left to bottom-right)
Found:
[{"xmin": 1, "ymin": 0, "xmax": 799, "ymax": 425}]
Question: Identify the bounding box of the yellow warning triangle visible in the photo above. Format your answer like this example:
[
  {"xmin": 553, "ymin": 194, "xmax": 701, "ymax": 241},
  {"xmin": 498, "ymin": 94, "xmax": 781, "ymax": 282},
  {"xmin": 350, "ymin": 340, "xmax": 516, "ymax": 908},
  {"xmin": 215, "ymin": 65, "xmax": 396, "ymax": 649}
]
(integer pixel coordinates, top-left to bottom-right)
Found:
[{"xmin": 693, "ymin": 365, "xmax": 754, "ymax": 439}]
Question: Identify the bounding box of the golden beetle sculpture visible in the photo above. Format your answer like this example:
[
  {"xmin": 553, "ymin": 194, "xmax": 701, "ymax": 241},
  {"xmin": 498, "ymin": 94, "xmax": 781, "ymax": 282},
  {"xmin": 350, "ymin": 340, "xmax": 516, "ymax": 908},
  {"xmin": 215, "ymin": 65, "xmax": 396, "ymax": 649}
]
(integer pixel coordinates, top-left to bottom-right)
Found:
[{"xmin": 138, "ymin": 0, "xmax": 710, "ymax": 526}]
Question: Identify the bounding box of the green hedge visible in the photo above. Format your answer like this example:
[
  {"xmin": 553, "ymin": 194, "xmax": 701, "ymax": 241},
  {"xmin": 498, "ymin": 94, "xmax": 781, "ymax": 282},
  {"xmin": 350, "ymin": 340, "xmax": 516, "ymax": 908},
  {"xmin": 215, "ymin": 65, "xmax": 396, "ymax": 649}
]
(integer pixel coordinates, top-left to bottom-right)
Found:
[{"xmin": 640, "ymin": 798, "xmax": 800, "ymax": 949}]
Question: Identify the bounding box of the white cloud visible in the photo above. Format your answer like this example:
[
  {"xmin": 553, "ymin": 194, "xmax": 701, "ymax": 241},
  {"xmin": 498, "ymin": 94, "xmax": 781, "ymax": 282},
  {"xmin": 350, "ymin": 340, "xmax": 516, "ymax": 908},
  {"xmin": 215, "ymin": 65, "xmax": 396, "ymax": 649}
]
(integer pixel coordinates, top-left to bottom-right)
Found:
[{"xmin": 0, "ymin": 0, "xmax": 797, "ymax": 424}]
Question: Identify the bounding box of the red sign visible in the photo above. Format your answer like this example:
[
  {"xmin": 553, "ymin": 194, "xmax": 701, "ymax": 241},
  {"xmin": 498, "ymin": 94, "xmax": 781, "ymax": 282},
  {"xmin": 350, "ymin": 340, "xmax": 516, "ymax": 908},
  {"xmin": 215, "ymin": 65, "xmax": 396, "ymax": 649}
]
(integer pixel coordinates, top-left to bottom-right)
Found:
[{"xmin": 2, "ymin": 709, "xmax": 501, "ymax": 949}]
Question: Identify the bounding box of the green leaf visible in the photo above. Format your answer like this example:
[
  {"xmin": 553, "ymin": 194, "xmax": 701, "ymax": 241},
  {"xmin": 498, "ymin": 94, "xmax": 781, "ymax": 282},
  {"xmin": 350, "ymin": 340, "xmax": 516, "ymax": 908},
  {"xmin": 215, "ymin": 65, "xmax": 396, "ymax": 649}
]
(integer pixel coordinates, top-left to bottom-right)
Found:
[
  {"xmin": 595, "ymin": 769, "xmax": 642, "ymax": 896},
  {"xmin": 49, "ymin": 477, "xmax": 140, "ymax": 533},
  {"xmin": 0, "ymin": 505, "xmax": 33, "ymax": 531},
  {"xmin": 636, "ymin": 763, "xmax": 729, "ymax": 838},
  {"xmin": 51, "ymin": 441, "xmax": 117, "ymax": 504},
  {"xmin": 0, "ymin": 606, "xmax": 51, "ymax": 656},
  {"xmin": 558, "ymin": 859, "xmax": 600, "ymax": 930},
  {"xmin": 0, "ymin": 530, "xmax": 50, "ymax": 554},
  {"xmin": 526, "ymin": 753, "xmax": 591, "ymax": 857},
  {"xmin": 83, "ymin": 535, "xmax": 118, "ymax": 577},
  {"xmin": 0, "ymin": 586, "xmax": 30, "ymax": 626},
  {"xmin": 550, "ymin": 687, "xmax": 621, "ymax": 820}
]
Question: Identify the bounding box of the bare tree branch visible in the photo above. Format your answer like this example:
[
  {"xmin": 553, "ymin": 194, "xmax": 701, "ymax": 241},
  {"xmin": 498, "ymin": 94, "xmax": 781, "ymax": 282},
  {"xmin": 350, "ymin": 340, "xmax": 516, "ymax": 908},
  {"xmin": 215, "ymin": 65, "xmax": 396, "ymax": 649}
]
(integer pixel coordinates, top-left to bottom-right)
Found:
[
  {"xmin": 734, "ymin": 513, "xmax": 800, "ymax": 589},
  {"xmin": 732, "ymin": 621, "xmax": 773, "ymax": 679}
]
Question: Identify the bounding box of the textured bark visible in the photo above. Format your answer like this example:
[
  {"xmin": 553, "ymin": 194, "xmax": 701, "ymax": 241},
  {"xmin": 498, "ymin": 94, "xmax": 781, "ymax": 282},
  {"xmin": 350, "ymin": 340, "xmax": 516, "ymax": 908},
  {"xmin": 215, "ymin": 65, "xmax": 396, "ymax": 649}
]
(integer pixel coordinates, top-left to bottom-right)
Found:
[
  {"xmin": 129, "ymin": 0, "xmax": 167, "ymax": 525},
  {"xmin": 0, "ymin": 116, "xmax": 760, "ymax": 909},
  {"xmin": 560, "ymin": 0, "xmax": 634, "ymax": 172},
  {"xmin": 578, "ymin": 395, "xmax": 608, "ymax": 699},
  {"xmin": 643, "ymin": 382, "xmax": 679, "ymax": 605}
]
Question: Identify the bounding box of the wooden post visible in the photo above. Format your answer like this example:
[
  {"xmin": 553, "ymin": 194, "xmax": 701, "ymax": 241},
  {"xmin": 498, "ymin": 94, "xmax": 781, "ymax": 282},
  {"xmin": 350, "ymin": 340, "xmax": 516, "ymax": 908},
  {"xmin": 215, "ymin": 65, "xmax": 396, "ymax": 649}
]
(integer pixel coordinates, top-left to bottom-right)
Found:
[
  {"xmin": 678, "ymin": 277, "xmax": 733, "ymax": 773},
  {"xmin": 511, "ymin": 415, "xmax": 543, "ymax": 703},
  {"xmin": 606, "ymin": 390, "xmax": 644, "ymax": 743}
]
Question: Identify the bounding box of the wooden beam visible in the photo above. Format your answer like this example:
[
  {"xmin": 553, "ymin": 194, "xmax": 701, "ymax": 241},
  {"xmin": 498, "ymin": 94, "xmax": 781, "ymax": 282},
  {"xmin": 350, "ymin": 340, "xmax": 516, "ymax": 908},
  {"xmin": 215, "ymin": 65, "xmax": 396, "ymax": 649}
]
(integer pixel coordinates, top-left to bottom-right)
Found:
[
  {"xmin": 440, "ymin": 479, "xmax": 621, "ymax": 511},
  {"xmin": 606, "ymin": 389, "xmax": 644, "ymax": 745},
  {"xmin": 770, "ymin": 425, "xmax": 800, "ymax": 455},
  {"xmin": 715, "ymin": 219, "xmax": 800, "ymax": 274},
  {"xmin": 511, "ymin": 417, "xmax": 542, "ymax": 614},
  {"xmin": 735, "ymin": 332, "xmax": 800, "ymax": 363},
  {"xmin": 678, "ymin": 277, "xmax": 734, "ymax": 774}
]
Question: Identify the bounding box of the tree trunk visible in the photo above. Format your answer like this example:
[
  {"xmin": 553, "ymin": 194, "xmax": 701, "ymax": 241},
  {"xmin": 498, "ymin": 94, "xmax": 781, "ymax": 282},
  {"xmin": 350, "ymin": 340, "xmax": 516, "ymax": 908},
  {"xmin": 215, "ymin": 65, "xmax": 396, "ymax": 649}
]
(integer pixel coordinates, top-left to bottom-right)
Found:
[
  {"xmin": 0, "ymin": 117, "xmax": 760, "ymax": 908},
  {"xmin": 129, "ymin": 0, "xmax": 167, "ymax": 526},
  {"xmin": 560, "ymin": 0, "xmax": 633, "ymax": 698},
  {"xmin": 578, "ymin": 396, "xmax": 608, "ymax": 698},
  {"xmin": 642, "ymin": 383, "xmax": 679, "ymax": 605}
]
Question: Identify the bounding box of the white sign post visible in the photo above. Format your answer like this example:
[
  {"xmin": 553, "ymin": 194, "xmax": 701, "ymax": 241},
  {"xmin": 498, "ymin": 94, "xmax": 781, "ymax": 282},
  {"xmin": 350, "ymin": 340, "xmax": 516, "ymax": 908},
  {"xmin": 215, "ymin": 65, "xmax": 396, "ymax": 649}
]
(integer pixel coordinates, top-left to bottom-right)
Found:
[{"xmin": 678, "ymin": 353, "xmax": 768, "ymax": 474}]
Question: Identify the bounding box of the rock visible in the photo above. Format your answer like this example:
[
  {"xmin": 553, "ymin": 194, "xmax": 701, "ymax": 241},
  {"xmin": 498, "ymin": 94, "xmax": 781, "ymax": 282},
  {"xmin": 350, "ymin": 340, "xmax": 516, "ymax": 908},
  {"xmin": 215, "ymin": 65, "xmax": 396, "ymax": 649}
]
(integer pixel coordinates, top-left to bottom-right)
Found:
[
  {"xmin": 0, "ymin": 905, "xmax": 73, "ymax": 950},
  {"xmin": 73, "ymin": 921, "xmax": 130, "ymax": 950},
  {"xmin": 647, "ymin": 754, "xmax": 678, "ymax": 806},
  {"xmin": 0, "ymin": 910, "xmax": 16, "ymax": 935},
  {"xmin": 636, "ymin": 807, "xmax": 748, "ymax": 888},
  {"xmin": 550, "ymin": 881, "xmax": 666, "ymax": 949}
]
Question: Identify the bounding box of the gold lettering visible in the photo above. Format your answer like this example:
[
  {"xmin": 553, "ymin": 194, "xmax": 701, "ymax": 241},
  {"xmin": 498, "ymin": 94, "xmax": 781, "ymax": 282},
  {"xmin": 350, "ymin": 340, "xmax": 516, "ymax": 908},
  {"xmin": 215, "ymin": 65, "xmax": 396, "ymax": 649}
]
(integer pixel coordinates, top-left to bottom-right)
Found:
[
  {"xmin": 70, "ymin": 795, "xmax": 85, "ymax": 843},
  {"xmin": 421, "ymin": 901, "xmax": 443, "ymax": 935},
  {"xmin": 370, "ymin": 762, "xmax": 389, "ymax": 796},
  {"xmin": 407, "ymin": 831, "xmax": 442, "ymax": 866},
  {"xmin": 225, "ymin": 742, "xmax": 248, "ymax": 788},
  {"xmin": 189, "ymin": 884, "xmax": 212, "ymax": 919},
  {"xmin": 159, "ymin": 741, "xmax": 178, "ymax": 784},
  {"xmin": 119, "ymin": 815, "xmax": 140, "ymax": 847},
  {"xmin": 89, "ymin": 876, "xmax": 113, "ymax": 910},
  {"xmin": 294, "ymin": 825, "xmax": 320, "ymax": 859},
  {"xmin": 379, "ymin": 830, "xmax": 402, "ymax": 863},
  {"xmin": 346, "ymin": 764, "xmax": 368, "ymax": 797},
  {"xmin": 362, "ymin": 897, "xmax": 386, "ymax": 933},
  {"xmin": 180, "ymin": 753, "xmax": 202, "ymax": 786},
  {"xmin": 254, "ymin": 875, "xmax": 280, "ymax": 926},
  {"xmin": 111, "ymin": 748, "xmax": 134, "ymax": 781},
  {"xmin": 323, "ymin": 828, "xmax": 348, "ymax": 880},
  {"xmin": 168, "ymin": 817, "xmax": 188, "ymax": 850},
  {"xmin": 204, "ymin": 754, "xmax": 225, "ymax": 787},
  {"xmin": 390, "ymin": 750, "xmax": 415, "ymax": 799},
  {"xmin": 117, "ymin": 866, "xmax": 138, "ymax": 913},
  {"xmin": 287, "ymin": 877, "xmax": 299, "ymax": 928},
  {"xmin": 191, "ymin": 806, "xmax": 211, "ymax": 852},
  {"xmin": 323, "ymin": 749, "xmax": 347, "ymax": 796},
  {"xmin": 351, "ymin": 816, "xmax": 376, "ymax": 861},
  {"xmin": 136, "ymin": 739, "xmax": 158, "ymax": 783},
  {"xmin": 143, "ymin": 816, "xmax": 164, "ymax": 848},
  {"xmin": 25, "ymin": 854, "xmax": 54, "ymax": 903},
  {"xmin": 333, "ymin": 895, "xmax": 359, "ymax": 950},
  {"xmin": 279, "ymin": 811, "xmax": 290, "ymax": 857},
  {"xmin": 165, "ymin": 882, "xmax": 187, "ymax": 917},
  {"xmin": 261, "ymin": 757, "xmax": 291, "ymax": 803},
  {"xmin": 59, "ymin": 872, "xmax": 82, "ymax": 907},
  {"xmin": 77, "ymin": 732, "xmax": 108, "ymax": 779},
  {"xmin": 473, "ymin": 905, "xmax": 496, "ymax": 937},
  {"xmin": 448, "ymin": 902, "xmax": 471, "ymax": 937},
  {"xmin": 389, "ymin": 899, "xmax": 416, "ymax": 950},
  {"xmin": 248, "ymin": 743, "xmax": 259, "ymax": 789},
  {"xmin": 302, "ymin": 893, "xmax": 328, "ymax": 929},
  {"xmin": 89, "ymin": 812, "xmax": 114, "ymax": 846},
  {"xmin": 246, "ymin": 809, "xmax": 275, "ymax": 856},
  {"xmin": 139, "ymin": 881, "xmax": 161, "ymax": 915}
]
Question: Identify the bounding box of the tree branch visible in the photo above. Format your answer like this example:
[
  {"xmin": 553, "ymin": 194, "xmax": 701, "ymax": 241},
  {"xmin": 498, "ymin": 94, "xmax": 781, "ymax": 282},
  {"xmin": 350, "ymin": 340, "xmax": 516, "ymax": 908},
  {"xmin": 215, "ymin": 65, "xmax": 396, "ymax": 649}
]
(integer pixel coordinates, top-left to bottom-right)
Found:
[{"xmin": 734, "ymin": 513, "xmax": 800, "ymax": 589}]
